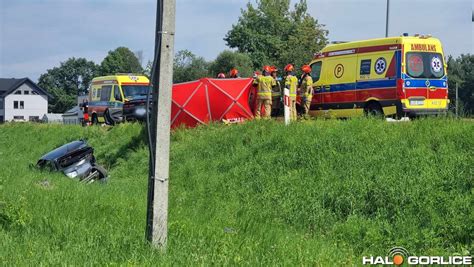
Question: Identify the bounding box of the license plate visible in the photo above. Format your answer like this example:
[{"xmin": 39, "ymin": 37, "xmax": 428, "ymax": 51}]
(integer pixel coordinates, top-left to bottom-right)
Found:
[{"xmin": 410, "ymin": 99, "xmax": 424, "ymax": 106}]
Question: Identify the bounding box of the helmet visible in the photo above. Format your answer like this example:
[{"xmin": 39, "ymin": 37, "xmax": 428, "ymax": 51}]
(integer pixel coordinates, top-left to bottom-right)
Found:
[
  {"xmin": 284, "ymin": 64, "xmax": 294, "ymax": 72},
  {"xmin": 301, "ymin": 65, "xmax": 312, "ymax": 74},
  {"xmin": 270, "ymin": 66, "xmax": 278, "ymax": 73},
  {"xmin": 230, "ymin": 68, "xmax": 239, "ymax": 77},
  {"xmin": 263, "ymin": 65, "xmax": 272, "ymax": 73},
  {"xmin": 217, "ymin": 73, "xmax": 226, "ymax": 78}
]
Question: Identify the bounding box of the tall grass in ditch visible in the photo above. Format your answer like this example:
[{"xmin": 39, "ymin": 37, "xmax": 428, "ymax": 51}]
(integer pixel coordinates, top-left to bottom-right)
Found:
[{"xmin": 0, "ymin": 118, "xmax": 472, "ymax": 265}]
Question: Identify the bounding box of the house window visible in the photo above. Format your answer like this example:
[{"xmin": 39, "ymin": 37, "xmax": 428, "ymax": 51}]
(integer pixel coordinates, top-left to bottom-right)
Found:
[
  {"xmin": 0, "ymin": 98, "xmax": 3, "ymax": 109},
  {"xmin": 13, "ymin": 116, "xmax": 24, "ymax": 120},
  {"xmin": 24, "ymin": 91, "xmax": 30, "ymax": 95},
  {"xmin": 0, "ymin": 116, "xmax": 3, "ymax": 123},
  {"xmin": 14, "ymin": 101, "xmax": 24, "ymax": 109},
  {"xmin": 14, "ymin": 91, "xmax": 21, "ymax": 95}
]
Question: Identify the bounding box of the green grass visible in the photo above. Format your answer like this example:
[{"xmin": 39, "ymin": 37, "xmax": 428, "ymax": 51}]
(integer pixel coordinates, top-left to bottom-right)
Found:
[{"xmin": 0, "ymin": 118, "xmax": 472, "ymax": 265}]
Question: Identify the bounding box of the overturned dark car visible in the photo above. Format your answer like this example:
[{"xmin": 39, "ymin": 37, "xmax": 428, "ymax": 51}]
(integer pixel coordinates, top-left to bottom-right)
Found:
[{"xmin": 36, "ymin": 140, "xmax": 107, "ymax": 184}]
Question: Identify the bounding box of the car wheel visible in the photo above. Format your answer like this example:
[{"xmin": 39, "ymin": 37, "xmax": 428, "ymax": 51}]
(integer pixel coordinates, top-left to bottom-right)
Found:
[
  {"xmin": 104, "ymin": 109, "xmax": 115, "ymax": 126},
  {"xmin": 80, "ymin": 165, "xmax": 107, "ymax": 184},
  {"xmin": 365, "ymin": 102, "xmax": 384, "ymax": 118}
]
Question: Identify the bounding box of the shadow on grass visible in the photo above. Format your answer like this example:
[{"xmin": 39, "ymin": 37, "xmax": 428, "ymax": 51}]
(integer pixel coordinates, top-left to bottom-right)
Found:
[{"xmin": 101, "ymin": 125, "xmax": 149, "ymax": 169}]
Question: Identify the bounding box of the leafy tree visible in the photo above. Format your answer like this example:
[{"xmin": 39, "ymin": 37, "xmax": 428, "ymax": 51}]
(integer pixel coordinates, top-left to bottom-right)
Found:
[
  {"xmin": 447, "ymin": 54, "xmax": 474, "ymax": 115},
  {"xmin": 100, "ymin": 47, "xmax": 143, "ymax": 75},
  {"xmin": 209, "ymin": 50, "xmax": 254, "ymax": 78},
  {"xmin": 224, "ymin": 0, "xmax": 327, "ymax": 70},
  {"xmin": 38, "ymin": 57, "xmax": 98, "ymax": 113},
  {"xmin": 173, "ymin": 50, "xmax": 210, "ymax": 83}
]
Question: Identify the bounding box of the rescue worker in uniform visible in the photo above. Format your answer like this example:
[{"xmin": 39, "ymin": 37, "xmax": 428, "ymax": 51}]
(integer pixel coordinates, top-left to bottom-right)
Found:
[
  {"xmin": 299, "ymin": 65, "xmax": 314, "ymax": 119},
  {"xmin": 270, "ymin": 66, "xmax": 282, "ymax": 117},
  {"xmin": 217, "ymin": 73, "xmax": 226, "ymax": 79},
  {"xmin": 284, "ymin": 64, "xmax": 298, "ymax": 121},
  {"xmin": 229, "ymin": 68, "xmax": 239, "ymax": 78},
  {"xmin": 254, "ymin": 65, "xmax": 276, "ymax": 119}
]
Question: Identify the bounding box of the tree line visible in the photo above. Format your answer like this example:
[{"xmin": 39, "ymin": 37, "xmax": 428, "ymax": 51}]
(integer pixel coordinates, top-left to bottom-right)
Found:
[
  {"xmin": 39, "ymin": 0, "xmax": 327, "ymax": 113},
  {"xmin": 37, "ymin": 0, "xmax": 472, "ymax": 115}
]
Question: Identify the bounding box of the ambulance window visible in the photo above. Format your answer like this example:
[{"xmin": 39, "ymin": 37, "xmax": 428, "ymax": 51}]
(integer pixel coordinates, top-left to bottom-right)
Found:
[
  {"xmin": 430, "ymin": 54, "xmax": 444, "ymax": 78},
  {"xmin": 100, "ymin": 85, "xmax": 112, "ymax": 101},
  {"xmin": 113, "ymin": 86, "xmax": 122, "ymax": 101},
  {"xmin": 360, "ymin": 60, "xmax": 371, "ymax": 75},
  {"xmin": 93, "ymin": 88, "xmax": 100, "ymax": 100},
  {"xmin": 310, "ymin": 62, "xmax": 322, "ymax": 82},
  {"xmin": 406, "ymin": 53, "xmax": 424, "ymax": 78}
]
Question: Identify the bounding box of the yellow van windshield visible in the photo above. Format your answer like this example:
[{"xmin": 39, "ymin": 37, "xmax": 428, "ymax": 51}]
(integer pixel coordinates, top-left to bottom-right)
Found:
[{"xmin": 122, "ymin": 85, "xmax": 150, "ymax": 98}]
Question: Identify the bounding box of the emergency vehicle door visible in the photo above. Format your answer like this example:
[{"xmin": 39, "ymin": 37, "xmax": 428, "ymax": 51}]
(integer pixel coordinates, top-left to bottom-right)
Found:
[{"xmin": 310, "ymin": 61, "xmax": 324, "ymax": 106}]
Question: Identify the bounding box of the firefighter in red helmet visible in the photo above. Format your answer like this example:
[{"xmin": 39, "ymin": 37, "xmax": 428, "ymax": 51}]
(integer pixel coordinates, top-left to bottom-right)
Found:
[
  {"xmin": 298, "ymin": 65, "xmax": 314, "ymax": 118},
  {"xmin": 254, "ymin": 65, "xmax": 276, "ymax": 119},
  {"xmin": 229, "ymin": 68, "xmax": 239, "ymax": 78},
  {"xmin": 270, "ymin": 66, "xmax": 282, "ymax": 117},
  {"xmin": 284, "ymin": 64, "xmax": 298, "ymax": 121}
]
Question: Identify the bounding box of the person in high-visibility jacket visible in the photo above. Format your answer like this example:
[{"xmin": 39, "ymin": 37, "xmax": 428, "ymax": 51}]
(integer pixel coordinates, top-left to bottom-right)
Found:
[
  {"xmin": 299, "ymin": 65, "xmax": 313, "ymax": 118},
  {"xmin": 270, "ymin": 66, "xmax": 282, "ymax": 117},
  {"xmin": 284, "ymin": 64, "xmax": 298, "ymax": 121},
  {"xmin": 254, "ymin": 65, "xmax": 276, "ymax": 119}
]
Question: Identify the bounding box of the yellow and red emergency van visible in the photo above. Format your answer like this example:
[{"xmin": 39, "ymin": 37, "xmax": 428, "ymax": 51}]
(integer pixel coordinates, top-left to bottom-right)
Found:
[
  {"xmin": 308, "ymin": 35, "xmax": 448, "ymax": 118},
  {"xmin": 88, "ymin": 74, "xmax": 150, "ymax": 124}
]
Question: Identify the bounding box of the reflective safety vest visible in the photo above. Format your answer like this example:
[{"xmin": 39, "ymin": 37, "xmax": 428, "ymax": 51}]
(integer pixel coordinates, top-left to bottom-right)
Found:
[
  {"xmin": 255, "ymin": 75, "xmax": 276, "ymax": 100},
  {"xmin": 300, "ymin": 75, "xmax": 314, "ymax": 100},
  {"xmin": 285, "ymin": 75, "xmax": 298, "ymax": 99}
]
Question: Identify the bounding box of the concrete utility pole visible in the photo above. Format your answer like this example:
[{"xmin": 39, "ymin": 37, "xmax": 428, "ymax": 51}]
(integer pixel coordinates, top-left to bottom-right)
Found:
[
  {"xmin": 146, "ymin": 0, "xmax": 176, "ymax": 250},
  {"xmin": 385, "ymin": 0, "xmax": 390, "ymax": 37}
]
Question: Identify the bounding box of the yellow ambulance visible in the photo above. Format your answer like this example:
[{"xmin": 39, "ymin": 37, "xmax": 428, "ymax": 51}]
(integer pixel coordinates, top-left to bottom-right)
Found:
[
  {"xmin": 308, "ymin": 35, "xmax": 448, "ymax": 118},
  {"xmin": 88, "ymin": 74, "xmax": 150, "ymax": 124}
]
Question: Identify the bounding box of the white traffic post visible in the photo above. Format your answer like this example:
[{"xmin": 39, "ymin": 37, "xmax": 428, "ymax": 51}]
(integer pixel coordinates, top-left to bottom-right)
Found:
[{"xmin": 284, "ymin": 88, "xmax": 290, "ymax": 125}]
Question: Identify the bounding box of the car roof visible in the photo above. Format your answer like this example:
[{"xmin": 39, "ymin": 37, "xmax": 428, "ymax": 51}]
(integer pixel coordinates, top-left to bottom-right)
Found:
[{"xmin": 39, "ymin": 140, "xmax": 89, "ymax": 161}]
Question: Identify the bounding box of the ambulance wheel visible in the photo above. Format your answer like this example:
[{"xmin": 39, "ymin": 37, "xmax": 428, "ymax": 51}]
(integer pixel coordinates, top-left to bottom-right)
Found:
[
  {"xmin": 365, "ymin": 102, "xmax": 384, "ymax": 117},
  {"xmin": 91, "ymin": 114, "xmax": 99, "ymax": 125},
  {"xmin": 104, "ymin": 109, "xmax": 115, "ymax": 126}
]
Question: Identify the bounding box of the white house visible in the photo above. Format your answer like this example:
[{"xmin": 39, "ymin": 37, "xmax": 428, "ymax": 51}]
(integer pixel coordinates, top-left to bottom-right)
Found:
[{"xmin": 0, "ymin": 78, "xmax": 51, "ymax": 123}]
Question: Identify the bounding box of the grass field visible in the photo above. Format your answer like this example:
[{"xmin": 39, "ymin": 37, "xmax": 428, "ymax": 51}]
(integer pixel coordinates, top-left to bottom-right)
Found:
[{"xmin": 0, "ymin": 118, "xmax": 472, "ymax": 265}]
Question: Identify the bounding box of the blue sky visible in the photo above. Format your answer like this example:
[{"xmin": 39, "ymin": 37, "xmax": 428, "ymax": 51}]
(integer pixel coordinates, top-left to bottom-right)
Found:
[{"xmin": 0, "ymin": 0, "xmax": 472, "ymax": 81}]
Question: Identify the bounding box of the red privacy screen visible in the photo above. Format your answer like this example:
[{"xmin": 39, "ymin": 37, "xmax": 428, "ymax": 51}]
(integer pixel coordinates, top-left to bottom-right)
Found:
[{"xmin": 170, "ymin": 78, "xmax": 255, "ymax": 129}]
